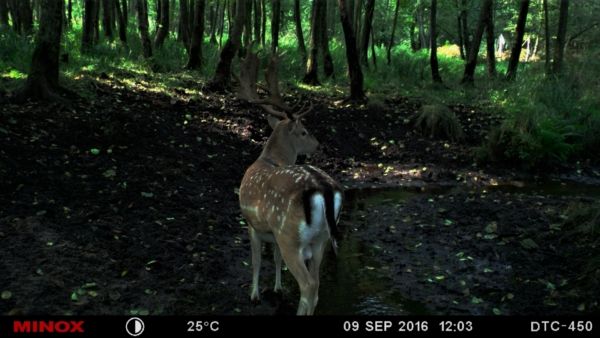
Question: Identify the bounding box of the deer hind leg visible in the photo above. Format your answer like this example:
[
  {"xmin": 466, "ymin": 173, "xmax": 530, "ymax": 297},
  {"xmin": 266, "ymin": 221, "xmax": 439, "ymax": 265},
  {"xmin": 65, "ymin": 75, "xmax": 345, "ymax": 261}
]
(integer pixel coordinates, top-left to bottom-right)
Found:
[
  {"xmin": 273, "ymin": 244, "xmax": 283, "ymax": 293},
  {"xmin": 249, "ymin": 226, "xmax": 262, "ymax": 302},
  {"xmin": 306, "ymin": 240, "xmax": 327, "ymax": 315},
  {"xmin": 279, "ymin": 246, "xmax": 317, "ymax": 315}
]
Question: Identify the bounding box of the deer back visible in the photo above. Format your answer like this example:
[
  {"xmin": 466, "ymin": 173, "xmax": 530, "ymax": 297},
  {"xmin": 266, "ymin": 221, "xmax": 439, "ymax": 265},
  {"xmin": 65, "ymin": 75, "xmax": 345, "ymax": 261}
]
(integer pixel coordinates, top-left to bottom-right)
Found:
[{"xmin": 240, "ymin": 160, "xmax": 343, "ymax": 242}]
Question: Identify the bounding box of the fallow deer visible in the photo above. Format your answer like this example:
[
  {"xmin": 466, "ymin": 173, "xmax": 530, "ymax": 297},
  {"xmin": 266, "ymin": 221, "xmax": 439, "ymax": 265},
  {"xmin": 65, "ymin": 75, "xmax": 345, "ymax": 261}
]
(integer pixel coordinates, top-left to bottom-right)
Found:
[{"xmin": 238, "ymin": 52, "xmax": 343, "ymax": 315}]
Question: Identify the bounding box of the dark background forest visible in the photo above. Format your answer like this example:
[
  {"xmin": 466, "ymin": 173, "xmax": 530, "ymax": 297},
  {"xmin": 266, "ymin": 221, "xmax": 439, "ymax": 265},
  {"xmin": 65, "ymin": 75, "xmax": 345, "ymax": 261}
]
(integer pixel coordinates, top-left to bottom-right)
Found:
[{"xmin": 1, "ymin": 0, "xmax": 599, "ymax": 316}]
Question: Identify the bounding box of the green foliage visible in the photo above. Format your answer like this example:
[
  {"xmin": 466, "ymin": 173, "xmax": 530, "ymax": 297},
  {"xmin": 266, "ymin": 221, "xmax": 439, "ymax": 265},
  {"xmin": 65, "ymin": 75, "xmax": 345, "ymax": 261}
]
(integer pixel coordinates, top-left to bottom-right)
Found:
[
  {"xmin": 477, "ymin": 110, "xmax": 576, "ymax": 168},
  {"xmin": 477, "ymin": 53, "xmax": 600, "ymax": 168},
  {"xmin": 413, "ymin": 104, "xmax": 464, "ymax": 142}
]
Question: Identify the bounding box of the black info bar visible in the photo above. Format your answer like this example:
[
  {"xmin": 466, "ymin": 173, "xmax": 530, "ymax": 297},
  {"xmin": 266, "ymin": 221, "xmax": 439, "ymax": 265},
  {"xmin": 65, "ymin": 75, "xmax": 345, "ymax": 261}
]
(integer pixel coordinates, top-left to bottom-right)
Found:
[{"xmin": 0, "ymin": 316, "xmax": 596, "ymax": 337}]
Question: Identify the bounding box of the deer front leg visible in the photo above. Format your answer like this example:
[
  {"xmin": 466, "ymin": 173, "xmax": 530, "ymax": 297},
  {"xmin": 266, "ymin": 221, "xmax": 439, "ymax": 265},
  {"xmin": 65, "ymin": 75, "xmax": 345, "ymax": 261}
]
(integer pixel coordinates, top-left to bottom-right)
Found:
[
  {"xmin": 249, "ymin": 226, "xmax": 262, "ymax": 302},
  {"xmin": 273, "ymin": 244, "xmax": 283, "ymax": 293},
  {"xmin": 278, "ymin": 246, "xmax": 317, "ymax": 315}
]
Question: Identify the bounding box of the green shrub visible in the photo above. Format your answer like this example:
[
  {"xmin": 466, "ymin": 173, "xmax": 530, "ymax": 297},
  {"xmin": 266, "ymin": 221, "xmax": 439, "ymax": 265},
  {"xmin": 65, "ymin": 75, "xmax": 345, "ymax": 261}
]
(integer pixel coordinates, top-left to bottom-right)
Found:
[
  {"xmin": 477, "ymin": 109, "xmax": 577, "ymax": 168},
  {"xmin": 413, "ymin": 104, "xmax": 464, "ymax": 141}
]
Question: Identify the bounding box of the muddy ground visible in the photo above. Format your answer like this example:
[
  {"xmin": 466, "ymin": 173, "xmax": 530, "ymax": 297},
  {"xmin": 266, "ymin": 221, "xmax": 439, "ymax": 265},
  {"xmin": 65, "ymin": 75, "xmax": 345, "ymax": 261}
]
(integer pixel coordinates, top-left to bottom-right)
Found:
[{"xmin": 1, "ymin": 76, "xmax": 599, "ymax": 315}]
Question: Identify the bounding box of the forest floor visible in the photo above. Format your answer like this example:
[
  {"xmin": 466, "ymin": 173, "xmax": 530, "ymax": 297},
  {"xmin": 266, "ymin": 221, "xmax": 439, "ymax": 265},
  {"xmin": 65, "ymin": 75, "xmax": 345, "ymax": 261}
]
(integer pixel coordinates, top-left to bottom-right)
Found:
[{"xmin": 1, "ymin": 73, "xmax": 599, "ymax": 315}]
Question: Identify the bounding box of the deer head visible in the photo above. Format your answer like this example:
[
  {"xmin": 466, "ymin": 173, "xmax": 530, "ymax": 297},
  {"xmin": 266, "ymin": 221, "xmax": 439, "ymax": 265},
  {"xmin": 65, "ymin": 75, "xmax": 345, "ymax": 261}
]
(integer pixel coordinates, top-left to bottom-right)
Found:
[{"xmin": 261, "ymin": 108, "xmax": 318, "ymax": 166}]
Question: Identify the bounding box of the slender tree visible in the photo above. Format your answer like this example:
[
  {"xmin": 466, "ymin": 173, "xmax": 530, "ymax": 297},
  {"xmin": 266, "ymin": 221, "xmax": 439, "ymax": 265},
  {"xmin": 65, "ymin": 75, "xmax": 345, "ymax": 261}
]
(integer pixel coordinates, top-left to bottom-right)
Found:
[
  {"xmin": 293, "ymin": 0, "xmax": 307, "ymax": 64},
  {"xmin": 429, "ymin": 0, "xmax": 442, "ymax": 83},
  {"xmin": 179, "ymin": 0, "xmax": 191, "ymax": 50},
  {"xmin": 136, "ymin": 0, "xmax": 152, "ymax": 58},
  {"xmin": 155, "ymin": 0, "xmax": 170, "ymax": 48},
  {"xmin": 0, "ymin": 0, "xmax": 9, "ymax": 27},
  {"xmin": 102, "ymin": 0, "xmax": 114, "ymax": 40},
  {"xmin": 552, "ymin": 0, "xmax": 569, "ymax": 74},
  {"xmin": 187, "ymin": 0, "xmax": 206, "ymax": 69},
  {"xmin": 386, "ymin": 0, "xmax": 400, "ymax": 65},
  {"xmin": 242, "ymin": 0, "xmax": 252, "ymax": 53},
  {"xmin": 359, "ymin": 0, "xmax": 375, "ymax": 67},
  {"xmin": 302, "ymin": 0, "xmax": 322, "ymax": 85},
  {"xmin": 338, "ymin": 0, "xmax": 365, "ymax": 101},
  {"xmin": 460, "ymin": 0, "xmax": 470, "ymax": 55},
  {"xmin": 19, "ymin": 0, "xmax": 33, "ymax": 34},
  {"xmin": 82, "ymin": 0, "xmax": 99, "ymax": 51},
  {"xmin": 543, "ymin": 0, "xmax": 550, "ymax": 73},
  {"xmin": 353, "ymin": 0, "xmax": 362, "ymax": 48},
  {"xmin": 67, "ymin": 0, "xmax": 72, "ymax": 27},
  {"xmin": 16, "ymin": 0, "xmax": 63, "ymax": 101},
  {"xmin": 253, "ymin": 0, "xmax": 260, "ymax": 43},
  {"xmin": 208, "ymin": 0, "xmax": 246, "ymax": 91},
  {"xmin": 321, "ymin": 0, "xmax": 334, "ymax": 77},
  {"xmin": 506, "ymin": 0, "xmax": 530, "ymax": 80},
  {"xmin": 271, "ymin": 0, "xmax": 280, "ymax": 53},
  {"xmin": 485, "ymin": 0, "xmax": 496, "ymax": 77},
  {"xmin": 261, "ymin": 0, "xmax": 266, "ymax": 46},
  {"xmin": 114, "ymin": 0, "xmax": 127, "ymax": 44},
  {"xmin": 456, "ymin": 4, "xmax": 465, "ymax": 59},
  {"xmin": 461, "ymin": 0, "xmax": 493, "ymax": 84}
]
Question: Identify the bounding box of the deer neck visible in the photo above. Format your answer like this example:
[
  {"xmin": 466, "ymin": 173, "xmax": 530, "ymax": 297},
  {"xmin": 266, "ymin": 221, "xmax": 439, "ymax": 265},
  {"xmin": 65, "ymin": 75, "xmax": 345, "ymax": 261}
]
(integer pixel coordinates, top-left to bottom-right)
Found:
[{"xmin": 259, "ymin": 128, "xmax": 297, "ymax": 166}]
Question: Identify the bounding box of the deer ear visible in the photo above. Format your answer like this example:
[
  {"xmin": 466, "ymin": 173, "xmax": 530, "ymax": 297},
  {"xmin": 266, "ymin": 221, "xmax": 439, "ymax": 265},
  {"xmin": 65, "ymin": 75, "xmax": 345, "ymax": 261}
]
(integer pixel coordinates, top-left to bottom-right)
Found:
[{"xmin": 267, "ymin": 115, "xmax": 282, "ymax": 129}]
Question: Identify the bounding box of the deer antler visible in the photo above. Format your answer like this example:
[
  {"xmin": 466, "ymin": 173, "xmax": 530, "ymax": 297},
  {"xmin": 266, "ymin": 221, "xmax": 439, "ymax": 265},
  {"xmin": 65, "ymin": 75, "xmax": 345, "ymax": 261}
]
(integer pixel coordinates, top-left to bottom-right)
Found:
[{"xmin": 236, "ymin": 50, "xmax": 313, "ymax": 121}]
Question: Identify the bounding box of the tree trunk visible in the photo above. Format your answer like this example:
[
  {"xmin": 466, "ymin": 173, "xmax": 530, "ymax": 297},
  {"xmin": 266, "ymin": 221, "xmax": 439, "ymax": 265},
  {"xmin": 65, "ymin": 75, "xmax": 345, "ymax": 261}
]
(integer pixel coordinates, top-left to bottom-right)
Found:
[
  {"xmin": 338, "ymin": 0, "xmax": 365, "ymax": 101},
  {"xmin": 353, "ymin": 0, "xmax": 362, "ymax": 49},
  {"xmin": 370, "ymin": 27, "xmax": 376, "ymax": 68},
  {"xmin": 253, "ymin": 0, "xmax": 260, "ymax": 43},
  {"xmin": 386, "ymin": 0, "xmax": 400, "ymax": 65},
  {"xmin": 93, "ymin": 0, "xmax": 100, "ymax": 43},
  {"xmin": 456, "ymin": 15, "xmax": 467, "ymax": 60},
  {"xmin": 241, "ymin": 0, "xmax": 251, "ymax": 54},
  {"xmin": 543, "ymin": 0, "xmax": 550, "ymax": 73},
  {"xmin": 485, "ymin": 0, "xmax": 496, "ymax": 77},
  {"xmin": 17, "ymin": 0, "xmax": 63, "ymax": 101},
  {"xmin": 359, "ymin": 0, "xmax": 374, "ymax": 66},
  {"xmin": 460, "ymin": 0, "xmax": 469, "ymax": 55},
  {"xmin": 8, "ymin": 0, "xmax": 19, "ymax": 33},
  {"xmin": 15, "ymin": 0, "xmax": 33, "ymax": 34},
  {"xmin": 321, "ymin": 0, "xmax": 333, "ymax": 78},
  {"xmin": 429, "ymin": 0, "xmax": 442, "ymax": 83},
  {"xmin": 417, "ymin": 1, "xmax": 427, "ymax": 49},
  {"xmin": 552, "ymin": 0, "xmax": 568, "ymax": 74},
  {"xmin": 270, "ymin": 0, "xmax": 280, "ymax": 53},
  {"xmin": 82, "ymin": 0, "xmax": 98, "ymax": 51},
  {"xmin": 218, "ymin": 0, "xmax": 225, "ymax": 46},
  {"xmin": 22, "ymin": 0, "xmax": 33, "ymax": 34},
  {"xmin": 187, "ymin": 0, "xmax": 205, "ymax": 69},
  {"xmin": 505, "ymin": 0, "xmax": 530, "ymax": 80},
  {"xmin": 461, "ymin": 0, "xmax": 492, "ymax": 84},
  {"xmin": 154, "ymin": 0, "xmax": 170, "ymax": 48},
  {"xmin": 102, "ymin": 0, "xmax": 114, "ymax": 40},
  {"xmin": 136, "ymin": 0, "xmax": 152, "ymax": 58},
  {"xmin": 293, "ymin": 0, "xmax": 307, "ymax": 64},
  {"xmin": 208, "ymin": 1, "xmax": 217, "ymax": 44},
  {"xmin": 303, "ymin": 0, "xmax": 321, "ymax": 85},
  {"xmin": 179, "ymin": 0, "xmax": 191, "ymax": 50},
  {"xmin": 67, "ymin": 0, "xmax": 72, "ymax": 27},
  {"xmin": 208, "ymin": 0, "xmax": 246, "ymax": 91},
  {"xmin": 114, "ymin": 0, "xmax": 127, "ymax": 43},
  {"xmin": 260, "ymin": 0, "xmax": 266, "ymax": 46},
  {"xmin": 0, "ymin": 0, "xmax": 9, "ymax": 27},
  {"xmin": 122, "ymin": 0, "xmax": 127, "ymax": 29}
]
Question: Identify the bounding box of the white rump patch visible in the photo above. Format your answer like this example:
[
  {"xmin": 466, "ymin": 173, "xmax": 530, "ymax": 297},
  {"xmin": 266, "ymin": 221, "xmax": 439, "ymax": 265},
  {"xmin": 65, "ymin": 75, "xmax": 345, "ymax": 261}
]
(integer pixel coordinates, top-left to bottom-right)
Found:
[{"xmin": 298, "ymin": 193, "xmax": 325, "ymax": 249}]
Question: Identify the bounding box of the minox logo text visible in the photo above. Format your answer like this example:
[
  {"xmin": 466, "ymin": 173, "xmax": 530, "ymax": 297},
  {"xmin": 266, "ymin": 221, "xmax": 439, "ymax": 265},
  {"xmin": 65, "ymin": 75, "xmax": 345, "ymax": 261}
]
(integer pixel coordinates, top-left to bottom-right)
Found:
[{"xmin": 13, "ymin": 320, "xmax": 85, "ymax": 333}]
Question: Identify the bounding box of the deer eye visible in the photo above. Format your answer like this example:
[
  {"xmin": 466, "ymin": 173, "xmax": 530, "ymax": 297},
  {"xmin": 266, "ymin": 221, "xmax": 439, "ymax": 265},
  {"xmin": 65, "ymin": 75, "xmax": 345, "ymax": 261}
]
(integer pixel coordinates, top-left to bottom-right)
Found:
[{"xmin": 301, "ymin": 131, "xmax": 308, "ymax": 136}]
